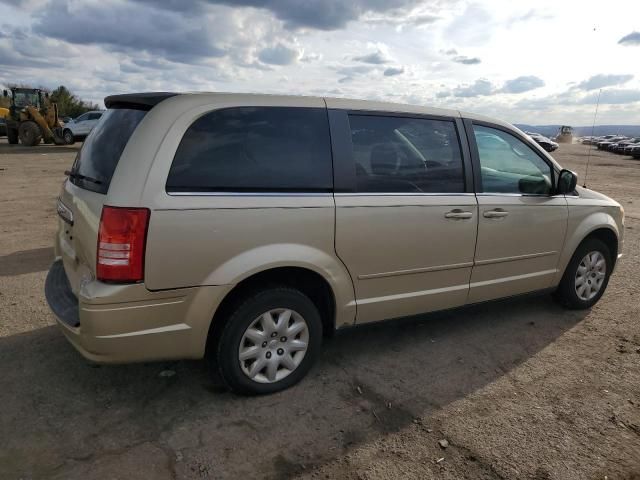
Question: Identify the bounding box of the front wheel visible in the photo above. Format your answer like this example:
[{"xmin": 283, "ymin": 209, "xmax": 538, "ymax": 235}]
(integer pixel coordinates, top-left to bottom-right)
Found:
[
  {"xmin": 18, "ymin": 121, "xmax": 42, "ymax": 146},
  {"xmin": 554, "ymin": 238, "xmax": 612, "ymax": 309},
  {"xmin": 63, "ymin": 129, "xmax": 75, "ymax": 145},
  {"xmin": 215, "ymin": 287, "xmax": 323, "ymax": 395}
]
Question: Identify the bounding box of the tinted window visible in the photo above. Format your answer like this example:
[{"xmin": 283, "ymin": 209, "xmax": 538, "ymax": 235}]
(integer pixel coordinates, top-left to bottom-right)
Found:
[
  {"xmin": 473, "ymin": 125, "xmax": 552, "ymax": 195},
  {"xmin": 75, "ymin": 113, "xmax": 89, "ymax": 122},
  {"xmin": 348, "ymin": 115, "xmax": 464, "ymax": 193},
  {"xmin": 88, "ymin": 112, "xmax": 102, "ymax": 120},
  {"xmin": 70, "ymin": 108, "xmax": 147, "ymax": 194},
  {"xmin": 167, "ymin": 107, "xmax": 332, "ymax": 193}
]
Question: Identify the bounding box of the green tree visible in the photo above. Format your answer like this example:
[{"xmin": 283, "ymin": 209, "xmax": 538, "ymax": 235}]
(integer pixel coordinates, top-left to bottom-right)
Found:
[{"xmin": 49, "ymin": 85, "xmax": 100, "ymax": 118}]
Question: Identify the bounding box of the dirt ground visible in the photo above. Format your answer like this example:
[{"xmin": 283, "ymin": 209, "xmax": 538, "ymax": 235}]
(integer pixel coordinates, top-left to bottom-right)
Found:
[{"xmin": 0, "ymin": 140, "xmax": 638, "ymax": 480}]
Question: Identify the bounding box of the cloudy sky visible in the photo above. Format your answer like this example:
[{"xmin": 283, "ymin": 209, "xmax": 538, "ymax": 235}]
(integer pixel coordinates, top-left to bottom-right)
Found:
[{"xmin": 1, "ymin": 0, "xmax": 639, "ymax": 125}]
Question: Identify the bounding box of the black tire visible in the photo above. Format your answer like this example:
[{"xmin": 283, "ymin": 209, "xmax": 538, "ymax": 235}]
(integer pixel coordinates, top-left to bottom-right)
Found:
[
  {"xmin": 63, "ymin": 129, "xmax": 75, "ymax": 145},
  {"xmin": 554, "ymin": 238, "xmax": 612, "ymax": 309},
  {"xmin": 7, "ymin": 127, "xmax": 19, "ymax": 144},
  {"xmin": 18, "ymin": 121, "xmax": 42, "ymax": 146},
  {"xmin": 215, "ymin": 287, "xmax": 323, "ymax": 395}
]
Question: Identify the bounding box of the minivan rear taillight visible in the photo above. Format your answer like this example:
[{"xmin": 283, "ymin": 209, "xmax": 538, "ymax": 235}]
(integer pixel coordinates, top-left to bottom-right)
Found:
[{"xmin": 97, "ymin": 206, "xmax": 150, "ymax": 283}]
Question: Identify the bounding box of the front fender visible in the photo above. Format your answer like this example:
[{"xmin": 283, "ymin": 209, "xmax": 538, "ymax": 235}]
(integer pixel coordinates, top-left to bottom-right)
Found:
[
  {"xmin": 554, "ymin": 209, "xmax": 621, "ymax": 284},
  {"xmin": 203, "ymin": 243, "xmax": 356, "ymax": 328}
]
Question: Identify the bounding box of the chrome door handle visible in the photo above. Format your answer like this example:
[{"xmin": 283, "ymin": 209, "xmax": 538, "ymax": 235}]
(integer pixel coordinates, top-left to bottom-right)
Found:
[
  {"xmin": 445, "ymin": 209, "xmax": 473, "ymax": 220},
  {"xmin": 483, "ymin": 209, "xmax": 509, "ymax": 218}
]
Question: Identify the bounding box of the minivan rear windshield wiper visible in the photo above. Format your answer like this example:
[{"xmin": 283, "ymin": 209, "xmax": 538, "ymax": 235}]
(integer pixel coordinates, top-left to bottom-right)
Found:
[{"xmin": 65, "ymin": 170, "xmax": 103, "ymax": 185}]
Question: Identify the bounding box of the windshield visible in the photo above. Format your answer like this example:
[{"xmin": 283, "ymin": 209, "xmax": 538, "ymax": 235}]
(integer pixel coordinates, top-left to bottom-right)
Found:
[
  {"xmin": 14, "ymin": 92, "xmax": 39, "ymax": 108},
  {"xmin": 70, "ymin": 108, "xmax": 147, "ymax": 194}
]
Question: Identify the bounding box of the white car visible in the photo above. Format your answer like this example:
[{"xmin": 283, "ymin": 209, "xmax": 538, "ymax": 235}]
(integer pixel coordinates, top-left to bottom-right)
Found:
[{"xmin": 62, "ymin": 111, "xmax": 103, "ymax": 144}]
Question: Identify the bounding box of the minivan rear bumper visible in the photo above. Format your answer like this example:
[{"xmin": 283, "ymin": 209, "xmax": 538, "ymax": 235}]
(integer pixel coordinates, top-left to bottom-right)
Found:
[{"xmin": 45, "ymin": 259, "xmax": 231, "ymax": 363}]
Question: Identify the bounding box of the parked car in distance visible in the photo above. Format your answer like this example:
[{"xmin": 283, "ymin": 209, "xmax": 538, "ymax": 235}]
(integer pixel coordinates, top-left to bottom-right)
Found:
[
  {"xmin": 61, "ymin": 110, "xmax": 103, "ymax": 144},
  {"xmin": 630, "ymin": 144, "xmax": 640, "ymax": 159},
  {"xmin": 623, "ymin": 142, "xmax": 640, "ymax": 155},
  {"xmin": 612, "ymin": 137, "xmax": 640, "ymax": 154},
  {"xmin": 597, "ymin": 136, "xmax": 626, "ymax": 150},
  {"xmin": 606, "ymin": 138, "xmax": 627, "ymax": 152},
  {"xmin": 45, "ymin": 92, "xmax": 625, "ymax": 395},
  {"xmin": 526, "ymin": 132, "xmax": 559, "ymax": 152},
  {"xmin": 591, "ymin": 135, "xmax": 616, "ymax": 147}
]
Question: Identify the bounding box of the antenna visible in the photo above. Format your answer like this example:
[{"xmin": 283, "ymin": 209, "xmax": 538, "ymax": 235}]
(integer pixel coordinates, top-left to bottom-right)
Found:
[{"xmin": 583, "ymin": 88, "xmax": 601, "ymax": 188}]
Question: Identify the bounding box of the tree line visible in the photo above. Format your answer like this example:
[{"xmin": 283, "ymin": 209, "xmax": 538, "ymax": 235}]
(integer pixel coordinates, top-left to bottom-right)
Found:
[{"xmin": 0, "ymin": 85, "xmax": 100, "ymax": 118}]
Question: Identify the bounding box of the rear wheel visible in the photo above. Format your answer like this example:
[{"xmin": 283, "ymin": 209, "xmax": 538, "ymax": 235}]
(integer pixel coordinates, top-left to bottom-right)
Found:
[
  {"xmin": 214, "ymin": 287, "xmax": 323, "ymax": 395},
  {"xmin": 554, "ymin": 238, "xmax": 612, "ymax": 309},
  {"xmin": 7, "ymin": 127, "xmax": 19, "ymax": 144},
  {"xmin": 18, "ymin": 121, "xmax": 42, "ymax": 146}
]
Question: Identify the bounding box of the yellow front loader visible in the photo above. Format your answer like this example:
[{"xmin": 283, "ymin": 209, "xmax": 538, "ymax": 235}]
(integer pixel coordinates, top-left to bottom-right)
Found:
[
  {"xmin": 2, "ymin": 88, "xmax": 66, "ymax": 146},
  {"xmin": 555, "ymin": 125, "xmax": 573, "ymax": 144}
]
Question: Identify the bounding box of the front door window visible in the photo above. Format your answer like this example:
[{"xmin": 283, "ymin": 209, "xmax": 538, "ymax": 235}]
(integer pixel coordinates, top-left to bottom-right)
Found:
[{"xmin": 473, "ymin": 125, "xmax": 552, "ymax": 195}]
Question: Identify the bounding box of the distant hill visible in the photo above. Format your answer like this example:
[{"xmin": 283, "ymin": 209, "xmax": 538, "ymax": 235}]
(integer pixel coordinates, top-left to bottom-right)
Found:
[{"xmin": 515, "ymin": 124, "xmax": 640, "ymax": 138}]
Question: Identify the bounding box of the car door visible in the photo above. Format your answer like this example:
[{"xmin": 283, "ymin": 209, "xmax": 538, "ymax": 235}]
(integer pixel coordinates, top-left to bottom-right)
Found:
[
  {"xmin": 466, "ymin": 121, "xmax": 568, "ymax": 303},
  {"xmin": 329, "ymin": 108, "xmax": 478, "ymax": 324},
  {"xmin": 72, "ymin": 113, "xmax": 89, "ymax": 135}
]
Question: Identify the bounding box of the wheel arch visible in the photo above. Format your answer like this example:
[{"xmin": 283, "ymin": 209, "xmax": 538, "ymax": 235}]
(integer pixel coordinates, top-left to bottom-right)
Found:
[
  {"xmin": 205, "ymin": 265, "xmax": 342, "ymax": 358},
  {"xmin": 556, "ymin": 214, "xmax": 620, "ymax": 285},
  {"xmin": 584, "ymin": 227, "xmax": 619, "ymax": 265}
]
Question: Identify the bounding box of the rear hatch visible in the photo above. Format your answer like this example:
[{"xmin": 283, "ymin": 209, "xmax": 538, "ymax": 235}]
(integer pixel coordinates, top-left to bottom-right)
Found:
[{"xmin": 57, "ymin": 108, "xmax": 148, "ymax": 296}]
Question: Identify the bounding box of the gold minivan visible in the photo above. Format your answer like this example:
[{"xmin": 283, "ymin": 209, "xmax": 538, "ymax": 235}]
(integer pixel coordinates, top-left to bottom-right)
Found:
[{"xmin": 45, "ymin": 92, "xmax": 624, "ymax": 394}]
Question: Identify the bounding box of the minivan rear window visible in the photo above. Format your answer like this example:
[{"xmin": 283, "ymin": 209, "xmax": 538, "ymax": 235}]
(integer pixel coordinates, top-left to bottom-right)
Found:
[{"xmin": 70, "ymin": 108, "xmax": 147, "ymax": 194}]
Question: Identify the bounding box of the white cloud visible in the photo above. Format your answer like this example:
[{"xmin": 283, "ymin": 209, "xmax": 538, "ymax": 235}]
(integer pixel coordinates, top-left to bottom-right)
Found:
[
  {"xmin": 579, "ymin": 89, "xmax": 640, "ymax": 105},
  {"xmin": 353, "ymin": 49, "xmax": 392, "ymax": 64},
  {"xmin": 618, "ymin": 31, "xmax": 640, "ymax": 46},
  {"xmin": 576, "ymin": 74, "xmax": 634, "ymax": 90},
  {"xmin": 500, "ymin": 76, "xmax": 545, "ymax": 94},
  {"xmin": 0, "ymin": 0, "xmax": 639, "ymax": 125},
  {"xmin": 452, "ymin": 55, "xmax": 481, "ymax": 65},
  {"xmin": 444, "ymin": 4, "xmax": 493, "ymax": 46},
  {"xmin": 452, "ymin": 79, "xmax": 494, "ymax": 97},
  {"xmin": 383, "ymin": 66, "xmax": 405, "ymax": 76},
  {"xmin": 258, "ymin": 43, "xmax": 301, "ymax": 65}
]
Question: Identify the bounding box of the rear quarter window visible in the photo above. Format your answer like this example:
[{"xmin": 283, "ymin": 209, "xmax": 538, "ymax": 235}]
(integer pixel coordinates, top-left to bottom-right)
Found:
[
  {"xmin": 166, "ymin": 107, "xmax": 333, "ymax": 193},
  {"xmin": 70, "ymin": 108, "xmax": 147, "ymax": 194}
]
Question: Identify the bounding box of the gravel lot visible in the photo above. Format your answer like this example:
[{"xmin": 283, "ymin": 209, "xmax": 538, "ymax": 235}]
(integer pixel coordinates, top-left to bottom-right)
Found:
[{"xmin": 0, "ymin": 140, "xmax": 638, "ymax": 480}]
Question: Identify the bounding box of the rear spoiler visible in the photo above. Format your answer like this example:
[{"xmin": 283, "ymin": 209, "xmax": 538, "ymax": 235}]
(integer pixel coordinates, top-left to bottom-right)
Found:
[{"xmin": 104, "ymin": 92, "xmax": 178, "ymax": 110}]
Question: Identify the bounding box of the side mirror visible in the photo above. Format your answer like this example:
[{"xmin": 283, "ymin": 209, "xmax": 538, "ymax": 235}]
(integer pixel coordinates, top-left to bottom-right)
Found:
[
  {"xmin": 557, "ymin": 169, "xmax": 578, "ymax": 194},
  {"xmin": 2, "ymin": 90, "xmax": 7, "ymax": 97}
]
